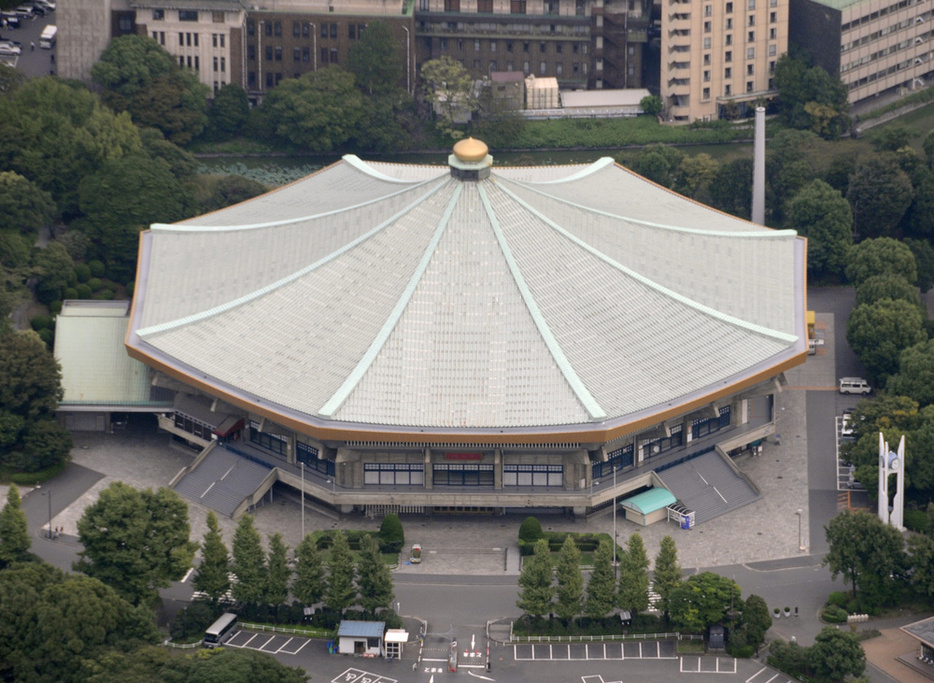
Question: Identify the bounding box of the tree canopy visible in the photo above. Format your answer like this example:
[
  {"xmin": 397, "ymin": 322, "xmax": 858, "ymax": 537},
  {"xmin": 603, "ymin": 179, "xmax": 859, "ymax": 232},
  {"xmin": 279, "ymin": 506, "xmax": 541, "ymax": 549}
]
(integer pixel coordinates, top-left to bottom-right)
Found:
[
  {"xmin": 0, "ymin": 170, "xmax": 56, "ymax": 237},
  {"xmin": 846, "ymin": 297, "xmax": 927, "ymax": 384},
  {"xmin": 231, "ymin": 513, "xmax": 266, "ymax": 606},
  {"xmin": 193, "ymin": 511, "xmax": 230, "ymax": 605},
  {"xmin": 785, "ymin": 179, "xmax": 853, "ymax": 279},
  {"xmin": 847, "ymin": 156, "xmax": 914, "ymax": 239},
  {"xmin": 653, "ymin": 535, "xmax": 682, "ymax": 617},
  {"xmin": 74, "ymin": 482, "xmax": 197, "ymax": 605},
  {"xmin": 347, "ymin": 20, "xmax": 403, "ymax": 97},
  {"xmin": 846, "ymin": 236, "xmax": 918, "ymax": 286},
  {"xmin": 554, "ymin": 535, "xmax": 583, "ymax": 621},
  {"xmin": 0, "ymin": 484, "xmax": 30, "ymax": 567},
  {"xmin": 888, "ymin": 339, "xmax": 934, "ymax": 407},
  {"xmin": 773, "ymin": 52, "xmax": 849, "ymax": 139},
  {"xmin": 356, "ymin": 534, "xmax": 394, "ymax": 613},
  {"xmin": 668, "ymin": 571, "xmax": 740, "ymax": 633},
  {"xmin": 517, "ymin": 538, "xmax": 554, "ymax": 618},
  {"xmin": 617, "ymin": 533, "xmax": 650, "ymax": 614},
  {"xmin": 292, "ymin": 533, "xmax": 325, "ymax": 607},
  {"xmin": 324, "ymin": 531, "xmax": 357, "ymax": 613},
  {"xmin": 584, "ymin": 541, "xmax": 616, "ymax": 620},
  {"xmin": 262, "ymin": 67, "xmax": 365, "ymax": 151},
  {"xmin": 421, "ymin": 56, "xmax": 477, "ymax": 141},
  {"xmin": 823, "ymin": 510, "xmax": 905, "ymax": 608}
]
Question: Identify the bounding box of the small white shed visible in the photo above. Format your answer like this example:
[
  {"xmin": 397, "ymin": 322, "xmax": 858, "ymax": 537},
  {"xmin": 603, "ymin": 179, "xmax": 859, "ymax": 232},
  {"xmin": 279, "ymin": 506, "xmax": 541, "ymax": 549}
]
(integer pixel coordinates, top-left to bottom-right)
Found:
[
  {"xmin": 525, "ymin": 75, "xmax": 560, "ymax": 109},
  {"xmin": 384, "ymin": 628, "xmax": 409, "ymax": 659},
  {"xmin": 337, "ymin": 620, "xmax": 385, "ymax": 656}
]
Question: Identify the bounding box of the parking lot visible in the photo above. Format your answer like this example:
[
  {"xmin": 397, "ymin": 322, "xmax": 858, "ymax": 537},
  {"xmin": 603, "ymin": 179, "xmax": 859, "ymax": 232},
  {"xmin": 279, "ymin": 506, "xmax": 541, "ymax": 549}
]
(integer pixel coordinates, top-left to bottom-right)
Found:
[
  {"xmin": 0, "ymin": 6, "xmax": 56, "ymax": 78},
  {"xmin": 513, "ymin": 639, "xmax": 678, "ymax": 661},
  {"xmin": 224, "ymin": 628, "xmax": 313, "ymax": 656}
]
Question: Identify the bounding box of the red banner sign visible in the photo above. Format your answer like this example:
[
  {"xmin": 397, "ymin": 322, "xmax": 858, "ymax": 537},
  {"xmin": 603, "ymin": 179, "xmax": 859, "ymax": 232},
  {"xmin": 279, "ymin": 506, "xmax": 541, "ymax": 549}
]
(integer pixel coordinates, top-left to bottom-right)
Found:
[{"xmin": 444, "ymin": 452, "xmax": 483, "ymax": 461}]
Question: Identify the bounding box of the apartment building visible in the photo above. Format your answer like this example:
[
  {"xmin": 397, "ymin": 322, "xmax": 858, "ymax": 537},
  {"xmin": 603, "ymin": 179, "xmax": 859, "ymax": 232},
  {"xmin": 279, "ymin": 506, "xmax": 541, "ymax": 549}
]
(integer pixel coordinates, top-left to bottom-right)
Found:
[
  {"xmin": 414, "ymin": 0, "xmax": 650, "ymax": 90},
  {"xmin": 660, "ymin": 0, "xmax": 788, "ymax": 122},
  {"xmin": 791, "ymin": 0, "xmax": 934, "ymax": 105}
]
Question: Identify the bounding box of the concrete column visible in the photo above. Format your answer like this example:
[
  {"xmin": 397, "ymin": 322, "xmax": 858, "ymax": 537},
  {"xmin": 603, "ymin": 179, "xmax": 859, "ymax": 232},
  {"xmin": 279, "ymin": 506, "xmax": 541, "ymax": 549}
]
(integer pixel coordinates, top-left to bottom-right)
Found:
[
  {"xmin": 494, "ymin": 449, "xmax": 503, "ymax": 489},
  {"xmin": 752, "ymin": 106, "xmax": 766, "ymax": 225},
  {"xmin": 287, "ymin": 434, "xmax": 296, "ymax": 465},
  {"xmin": 424, "ymin": 447, "xmax": 433, "ymax": 490}
]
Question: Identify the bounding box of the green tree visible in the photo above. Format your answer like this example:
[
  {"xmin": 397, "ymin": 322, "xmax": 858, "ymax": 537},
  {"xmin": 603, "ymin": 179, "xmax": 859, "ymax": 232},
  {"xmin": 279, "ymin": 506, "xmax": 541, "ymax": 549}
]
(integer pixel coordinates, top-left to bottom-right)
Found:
[
  {"xmin": 908, "ymin": 532, "xmax": 934, "ymax": 601},
  {"xmin": 584, "ymin": 541, "xmax": 617, "ymax": 621},
  {"xmin": 325, "ymin": 531, "xmax": 357, "ymax": 613},
  {"xmin": 517, "ymin": 538, "xmax": 554, "ymax": 618},
  {"xmin": 0, "ymin": 170, "xmax": 56, "ymax": 237},
  {"xmin": 74, "ymin": 482, "xmax": 196, "ymax": 605},
  {"xmin": 847, "ymin": 237, "xmax": 918, "ymax": 286},
  {"xmin": 653, "ymin": 535, "xmax": 682, "ymax": 617},
  {"xmin": 0, "ymin": 62, "xmax": 25, "ymax": 95},
  {"xmin": 617, "ymin": 532, "xmax": 650, "ymax": 614},
  {"xmin": 197, "ymin": 174, "xmax": 267, "ymax": 215},
  {"xmin": 823, "ymin": 510, "xmax": 906, "ymax": 607},
  {"xmin": 519, "ymin": 516, "xmax": 543, "ymax": 543},
  {"xmin": 0, "ymin": 329, "xmax": 63, "ymax": 421},
  {"xmin": 905, "ymin": 237, "xmax": 934, "ymax": 292},
  {"xmin": 847, "ymin": 156, "xmax": 914, "ymax": 239},
  {"xmin": 846, "ymin": 297, "xmax": 927, "ymax": 384},
  {"xmin": 206, "ymin": 83, "xmax": 250, "ymax": 140},
  {"xmin": 33, "ymin": 241, "xmax": 74, "ymax": 305},
  {"xmin": 0, "ymin": 77, "xmax": 143, "ymax": 217},
  {"xmin": 676, "ymin": 153, "xmax": 719, "ymax": 200},
  {"xmin": 856, "ymin": 273, "xmax": 923, "ymax": 311},
  {"xmin": 77, "ymin": 154, "xmax": 194, "ymax": 281},
  {"xmin": 668, "ymin": 572, "xmax": 740, "ymax": 633},
  {"xmin": 192, "ymin": 511, "xmax": 230, "ymax": 604},
  {"xmin": 741, "ymin": 594, "xmax": 771, "ymax": 652},
  {"xmin": 0, "ymin": 483, "xmax": 30, "ymax": 566},
  {"xmin": 708, "ymin": 158, "xmax": 753, "ymax": 220},
  {"xmin": 773, "ymin": 53, "xmax": 849, "ymax": 138},
  {"xmin": 292, "ymin": 533, "xmax": 326, "ymax": 606},
  {"xmin": 631, "ymin": 144, "xmax": 685, "ymax": 188},
  {"xmin": 807, "ymin": 626, "xmax": 866, "ymax": 681},
  {"xmin": 378, "ymin": 512, "xmax": 405, "ymax": 553},
  {"xmin": 785, "ymin": 179, "xmax": 853, "ymax": 279},
  {"xmin": 16, "ymin": 418, "xmax": 72, "ymax": 472},
  {"xmin": 92, "ymin": 35, "xmax": 177, "ymax": 101},
  {"xmin": 421, "ymin": 56, "xmax": 478, "ymax": 141},
  {"xmin": 265, "ymin": 532, "xmax": 291, "ymax": 607},
  {"xmin": 554, "ymin": 535, "xmax": 583, "ymax": 622},
  {"xmin": 766, "ymin": 129, "xmax": 821, "ymax": 222},
  {"xmin": 640, "ymin": 94, "xmax": 663, "ymax": 117},
  {"xmin": 357, "ymin": 533, "xmax": 394, "ymax": 613},
  {"xmin": 262, "ymin": 67, "xmax": 365, "ymax": 151},
  {"xmin": 231, "ymin": 513, "xmax": 266, "ymax": 605},
  {"xmin": 888, "ymin": 340, "xmax": 934, "ymax": 407},
  {"xmin": 347, "ymin": 20, "xmax": 403, "ymax": 96}
]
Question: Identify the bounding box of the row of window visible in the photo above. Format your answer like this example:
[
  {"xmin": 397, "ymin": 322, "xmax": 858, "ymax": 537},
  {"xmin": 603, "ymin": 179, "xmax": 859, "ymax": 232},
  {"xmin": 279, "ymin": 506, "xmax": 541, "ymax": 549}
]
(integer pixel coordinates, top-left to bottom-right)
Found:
[
  {"xmin": 848, "ymin": 54, "xmax": 932, "ymax": 89},
  {"xmin": 436, "ymin": 38, "xmax": 587, "ymax": 54},
  {"xmin": 249, "ymin": 422, "xmax": 287, "ymax": 456},
  {"xmin": 152, "ymin": 9, "xmax": 226, "ymax": 23},
  {"xmin": 700, "ymin": 43, "xmax": 777, "ymax": 63},
  {"xmin": 641, "ymin": 424, "xmax": 684, "ymax": 460},
  {"xmin": 173, "ymin": 412, "xmax": 214, "ymax": 441},
  {"xmin": 841, "ymin": 34, "xmax": 927, "ymax": 73},
  {"xmin": 841, "ymin": 0, "xmax": 916, "ymax": 33},
  {"xmin": 702, "ymin": 11, "xmax": 778, "ymax": 32},
  {"xmin": 841, "ymin": 14, "xmax": 928, "ymax": 54},
  {"xmin": 703, "ymin": 59, "xmax": 775, "ymax": 80},
  {"xmin": 701, "ymin": 76, "xmax": 774, "ymax": 99},
  {"xmin": 246, "ymin": 20, "xmax": 365, "ymax": 40},
  {"xmin": 424, "ymin": 0, "xmax": 588, "ymax": 16}
]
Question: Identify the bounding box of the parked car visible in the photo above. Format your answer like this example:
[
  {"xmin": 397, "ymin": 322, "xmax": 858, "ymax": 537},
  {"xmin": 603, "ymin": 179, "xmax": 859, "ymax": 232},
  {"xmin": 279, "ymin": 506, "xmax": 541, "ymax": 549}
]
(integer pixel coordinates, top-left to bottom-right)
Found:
[
  {"xmin": 840, "ymin": 411, "xmax": 855, "ymax": 440},
  {"xmin": 13, "ymin": 6, "xmax": 36, "ymax": 18},
  {"xmin": 30, "ymin": 0, "xmax": 54, "ymax": 11},
  {"xmin": 1, "ymin": 13, "xmax": 22, "ymax": 28},
  {"xmin": 0, "ymin": 42, "xmax": 22, "ymax": 55},
  {"xmin": 0, "ymin": 38, "xmax": 23, "ymax": 48},
  {"xmin": 24, "ymin": 3, "xmax": 45, "ymax": 15},
  {"xmin": 838, "ymin": 377, "xmax": 871, "ymax": 395}
]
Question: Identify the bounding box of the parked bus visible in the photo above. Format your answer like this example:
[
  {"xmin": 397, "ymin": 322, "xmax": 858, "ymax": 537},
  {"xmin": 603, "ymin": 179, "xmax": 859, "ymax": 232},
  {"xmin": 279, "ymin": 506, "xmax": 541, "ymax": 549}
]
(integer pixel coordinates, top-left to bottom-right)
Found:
[
  {"xmin": 39, "ymin": 25, "xmax": 55, "ymax": 49},
  {"xmin": 203, "ymin": 612, "xmax": 238, "ymax": 648}
]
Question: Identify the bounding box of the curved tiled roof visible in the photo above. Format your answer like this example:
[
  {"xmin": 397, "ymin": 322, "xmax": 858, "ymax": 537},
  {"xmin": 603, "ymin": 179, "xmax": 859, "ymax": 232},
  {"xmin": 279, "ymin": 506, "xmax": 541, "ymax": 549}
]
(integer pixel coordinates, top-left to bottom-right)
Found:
[{"xmin": 127, "ymin": 155, "xmax": 806, "ymax": 437}]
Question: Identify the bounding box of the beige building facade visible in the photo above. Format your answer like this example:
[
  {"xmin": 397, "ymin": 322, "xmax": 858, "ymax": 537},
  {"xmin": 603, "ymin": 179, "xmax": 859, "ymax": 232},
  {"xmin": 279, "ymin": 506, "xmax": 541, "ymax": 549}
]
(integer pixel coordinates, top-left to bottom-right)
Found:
[
  {"xmin": 660, "ymin": 0, "xmax": 788, "ymax": 122},
  {"xmin": 792, "ymin": 0, "xmax": 934, "ymax": 105}
]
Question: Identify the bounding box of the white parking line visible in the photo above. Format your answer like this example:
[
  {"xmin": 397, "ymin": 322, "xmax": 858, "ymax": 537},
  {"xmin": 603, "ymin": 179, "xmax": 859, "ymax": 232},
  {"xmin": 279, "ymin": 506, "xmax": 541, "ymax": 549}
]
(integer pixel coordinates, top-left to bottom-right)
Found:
[
  {"xmin": 276, "ymin": 636, "xmax": 294, "ymax": 653},
  {"xmin": 292, "ymin": 638, "xmax": 310, "ymax": 654},
  {"xmin": 242, "ymin": 632, "xmax": 262, "ymax": 648}
]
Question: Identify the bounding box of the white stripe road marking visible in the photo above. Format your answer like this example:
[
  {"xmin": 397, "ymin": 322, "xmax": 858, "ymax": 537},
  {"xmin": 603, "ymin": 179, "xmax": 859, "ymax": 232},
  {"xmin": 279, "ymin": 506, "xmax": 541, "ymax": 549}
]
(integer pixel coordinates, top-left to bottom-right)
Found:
[{"xmin": 276, "ymin": 637, "xmax": 293, "ymax": 653}]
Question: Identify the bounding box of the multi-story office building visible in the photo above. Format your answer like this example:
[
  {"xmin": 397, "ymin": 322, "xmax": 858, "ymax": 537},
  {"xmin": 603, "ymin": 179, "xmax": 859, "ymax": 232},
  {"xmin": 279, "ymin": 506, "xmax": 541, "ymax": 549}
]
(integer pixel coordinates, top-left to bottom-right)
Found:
[
  {"xmin": 791, "ymin": 0, "xmax": 934, "ymax": 105},
  {"xmin": 415, "ymin": 0, "xmax": 650, "ymax": 90},
  {"xmin": 243, "ymin": 2, "xmax": 415, "ymax": 103},
  {"xmin": 660, "ymin": 0, "xmax": 788, "ymax": 122}
]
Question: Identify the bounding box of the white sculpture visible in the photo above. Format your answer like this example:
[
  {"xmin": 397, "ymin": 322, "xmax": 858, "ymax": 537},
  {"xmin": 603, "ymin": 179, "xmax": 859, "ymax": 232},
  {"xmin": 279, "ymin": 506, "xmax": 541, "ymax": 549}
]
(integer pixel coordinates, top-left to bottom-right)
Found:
[{"xmin": 878, "ymin": 432, "xmax": 905, "ymax": 531}]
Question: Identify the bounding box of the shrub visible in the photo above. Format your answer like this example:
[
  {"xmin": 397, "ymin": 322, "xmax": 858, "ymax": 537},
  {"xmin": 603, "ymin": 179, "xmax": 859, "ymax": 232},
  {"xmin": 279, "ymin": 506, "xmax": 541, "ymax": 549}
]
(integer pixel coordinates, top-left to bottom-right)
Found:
[
  {"xmin": 30, "ymin": 315, "xmax": 53, "ymax": 331},
  {"xmin": 63, "ymin": 287, "xmax": 78, "ymax": 300},
  {"xmin": 378, "ymin": 513, "xmax": 405, "ymax": 553},
  {"xmin": 126, "ymin": 281, "xmax": 135, "ymax": 297},
  {"xmin": 75, "ymin": 283, "xmax": 92, "ymax": 299},
  {"xmin": 74, "ymin": 263, "xmax": 91, "ymax": 283},
  {"xmin": 519, "ymin": 516, "xmax": 543, "ymax": 543},
  {"xmin": 728, "ymin": 643, "xmax": 755, "ymax": 658},
  {"xmin": 905, "ymin": 509, "xmax": 928, "ymax": 534},
  {"xmin": 88, "ymin": 259, "xmax": 106, "ymax": 278},
  {"xmin": 36, "ymin": 328, "xmax": 53, "ymax": 348},
  {"xmin": 48, "ymin": 301, "xmax": 62, "ymax": 315},
  {"xmin": 94, "ymin": 289, "xmax": 115, "ymax": 300},
  {"xmin": 821, "ymin": 605, "xmax": 848, "ymax": 623},
  {"xmin": 826, "ymin": 591, "xmax": 848, "ymax": 609},
  {"xmin": 170, "ymin": 600, "xmax": 220, "ymax": 641},
  {"xmin": 87, "ymin": 277, "xmax": 103, "ymax": 292}
]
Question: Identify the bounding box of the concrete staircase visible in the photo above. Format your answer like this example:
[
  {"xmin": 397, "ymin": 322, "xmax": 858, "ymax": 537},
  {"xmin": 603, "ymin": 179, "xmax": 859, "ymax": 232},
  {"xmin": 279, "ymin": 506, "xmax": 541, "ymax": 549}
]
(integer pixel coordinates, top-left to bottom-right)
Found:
[{"xmin": 655, "ymin": 451, "xmax": 759, "ymax": 525}]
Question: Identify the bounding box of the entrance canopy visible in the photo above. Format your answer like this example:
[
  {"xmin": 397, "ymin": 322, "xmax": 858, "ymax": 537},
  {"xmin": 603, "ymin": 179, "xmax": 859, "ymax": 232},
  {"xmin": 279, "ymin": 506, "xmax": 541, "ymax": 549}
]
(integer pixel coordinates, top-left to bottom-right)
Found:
[{"xmin": 621, "ymin": 487, "xmax": 677, "ymax": 515}]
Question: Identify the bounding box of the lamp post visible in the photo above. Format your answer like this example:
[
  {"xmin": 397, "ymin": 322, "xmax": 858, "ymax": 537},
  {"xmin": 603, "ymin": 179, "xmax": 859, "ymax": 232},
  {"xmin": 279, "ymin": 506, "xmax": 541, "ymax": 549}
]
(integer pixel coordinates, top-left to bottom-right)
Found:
[
  {"xmin": 612, "ymin": 466, "xmax": 617, "ymax": 580},
  {"xmin": 44, "ymin": 489, "xmax": 52, "ymax": 539},
  {"xmin": 402, "ymin": 25, "xmax": 411, "ymax": 95},
  {"xmin": 309, "ymin": 22, "xmax": 317, "ymax": 71},
  {"xmin": 300, "ymin": 461, "xmax": 305, "ymax": 539}
]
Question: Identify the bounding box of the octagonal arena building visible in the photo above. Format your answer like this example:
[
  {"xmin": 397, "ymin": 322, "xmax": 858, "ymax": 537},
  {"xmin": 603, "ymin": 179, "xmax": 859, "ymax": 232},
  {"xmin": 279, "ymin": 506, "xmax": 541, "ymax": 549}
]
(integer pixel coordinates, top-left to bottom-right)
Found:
[{"xmin": 124, "ymin": 140, "xmax": 808, "ymax": 519}]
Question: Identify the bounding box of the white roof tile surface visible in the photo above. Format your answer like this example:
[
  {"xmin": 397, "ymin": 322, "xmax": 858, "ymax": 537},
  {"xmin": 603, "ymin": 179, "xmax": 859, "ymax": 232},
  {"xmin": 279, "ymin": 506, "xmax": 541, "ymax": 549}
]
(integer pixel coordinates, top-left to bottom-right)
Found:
[{"xmin": 129, "ymin": 155, "xmax": 803, "ymax": 431}]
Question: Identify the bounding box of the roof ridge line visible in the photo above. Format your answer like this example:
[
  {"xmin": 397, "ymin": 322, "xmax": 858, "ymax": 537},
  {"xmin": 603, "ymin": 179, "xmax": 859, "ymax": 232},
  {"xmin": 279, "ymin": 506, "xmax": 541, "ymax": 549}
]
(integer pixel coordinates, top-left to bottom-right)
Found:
[
  {"xmin": 494, "ymin": 181, "xmax": 798, "ymax": 345},
  {"xmin": 478, "ymin": 184, "xmax": 607, "ymax": 422},
  {"xmin": 317, "ymin": 182, "xmax": 464, "ymax": 418},
  {"xmin": 497, "ymin": 171, "xmax": 796, "ymax": 239},
  {"xmin": 137, "ymin": 178, "xmax": 451, "ymax": 338},
  {"xmin": 152, "ymin": 175, "xmax": 442, "ymax": 233}
]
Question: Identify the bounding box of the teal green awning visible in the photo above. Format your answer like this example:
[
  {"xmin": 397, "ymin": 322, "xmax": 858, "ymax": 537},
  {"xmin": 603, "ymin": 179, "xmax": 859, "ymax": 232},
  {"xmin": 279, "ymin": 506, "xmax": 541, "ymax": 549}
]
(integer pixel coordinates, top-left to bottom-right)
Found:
[{"xmin": 620, "ymin": 488, "xmax": 677, "ymax": 515}]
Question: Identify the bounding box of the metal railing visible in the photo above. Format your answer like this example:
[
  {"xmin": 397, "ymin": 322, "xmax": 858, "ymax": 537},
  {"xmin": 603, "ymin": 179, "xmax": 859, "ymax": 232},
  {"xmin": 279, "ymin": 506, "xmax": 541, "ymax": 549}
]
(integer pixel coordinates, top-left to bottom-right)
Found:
[
  {"xmin": 511, "ymin": 631, "xmax": 687, "ymax": 643},
  {"xmin": 240, "ymin": 621, "xmax": 332, "ymax": 639}
]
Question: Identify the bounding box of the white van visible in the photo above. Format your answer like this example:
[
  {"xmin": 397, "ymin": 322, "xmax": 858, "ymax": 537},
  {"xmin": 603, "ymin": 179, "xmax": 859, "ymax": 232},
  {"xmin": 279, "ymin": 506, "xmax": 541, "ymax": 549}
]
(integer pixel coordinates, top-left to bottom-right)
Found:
[
  {"xmin": 39, "ymin": 24, "xmax": 55, "ymax": 49},
  {"xmin": 839, "ymin": 377, "xmax": 871, "ymax": 395}
]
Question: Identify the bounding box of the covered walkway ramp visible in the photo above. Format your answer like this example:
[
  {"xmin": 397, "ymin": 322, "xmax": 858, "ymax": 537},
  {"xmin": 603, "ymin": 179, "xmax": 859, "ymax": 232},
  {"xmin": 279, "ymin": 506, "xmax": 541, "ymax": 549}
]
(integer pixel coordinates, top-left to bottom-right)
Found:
[
  {"xmin": 173, "ymin": 446, "xmax": 276, "ymax": 517},
  {"xmin": 654, "ymin": 450, "xmax": 760, "ymax": 525}
]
